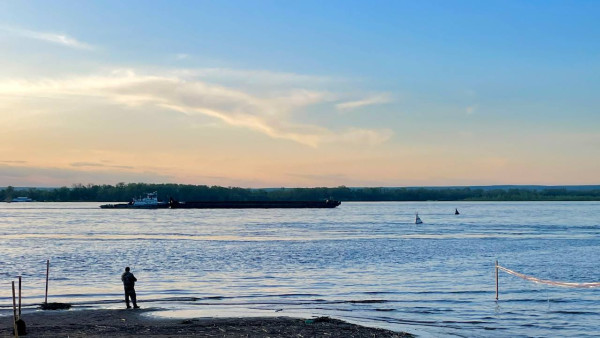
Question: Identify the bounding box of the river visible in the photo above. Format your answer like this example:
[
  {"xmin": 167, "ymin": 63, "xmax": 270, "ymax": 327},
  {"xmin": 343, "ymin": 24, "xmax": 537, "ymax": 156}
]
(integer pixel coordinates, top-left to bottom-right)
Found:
[{"xmin": 1, "ymin": 201, "xmax": 598, "ymax": 337}]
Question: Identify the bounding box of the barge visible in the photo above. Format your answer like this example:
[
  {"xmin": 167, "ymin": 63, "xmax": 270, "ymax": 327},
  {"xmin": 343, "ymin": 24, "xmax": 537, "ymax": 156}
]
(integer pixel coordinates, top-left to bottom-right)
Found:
[
  {"xmin": 100, "ymin": 192, "xmax": 341, "ymax": 209},
  {"xmin": 168, "ymin": 198, "xmax": 341, "ymax": 209}
]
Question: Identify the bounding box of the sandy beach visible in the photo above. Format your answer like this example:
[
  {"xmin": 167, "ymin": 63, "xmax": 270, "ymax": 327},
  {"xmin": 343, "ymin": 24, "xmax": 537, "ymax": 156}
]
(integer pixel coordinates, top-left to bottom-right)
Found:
[{"xmin": 0, "ymin": 308, "xmax": 412, "ymax": 337}]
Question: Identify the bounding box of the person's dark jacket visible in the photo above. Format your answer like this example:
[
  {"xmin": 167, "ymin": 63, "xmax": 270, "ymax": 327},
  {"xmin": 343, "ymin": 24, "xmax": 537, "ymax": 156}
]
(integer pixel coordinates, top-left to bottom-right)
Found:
[{"xmin": 121, "ymin": 271, "xmax": 137, "ymax": 289}]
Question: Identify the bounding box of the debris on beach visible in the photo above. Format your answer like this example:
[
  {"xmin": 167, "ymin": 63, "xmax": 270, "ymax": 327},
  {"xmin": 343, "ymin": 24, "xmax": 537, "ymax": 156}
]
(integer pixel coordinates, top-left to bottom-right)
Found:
[{"xmin": 39, "ymin": 302, "xmax": 71, "ymax": 310}]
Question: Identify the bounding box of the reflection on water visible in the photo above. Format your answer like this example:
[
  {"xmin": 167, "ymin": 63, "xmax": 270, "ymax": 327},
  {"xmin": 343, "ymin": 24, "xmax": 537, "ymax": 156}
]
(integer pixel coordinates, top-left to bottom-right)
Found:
[{"xmin": 0, "ymin": 201, "xmax": 599, "ymax": 337}]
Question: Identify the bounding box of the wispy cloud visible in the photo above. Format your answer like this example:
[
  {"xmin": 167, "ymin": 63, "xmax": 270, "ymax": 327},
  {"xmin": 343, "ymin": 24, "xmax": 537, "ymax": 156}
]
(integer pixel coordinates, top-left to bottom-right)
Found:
[
  {"xmin": 323, "ymin": 128, "xmax": 394, "ymax": 145},
  {"xmin": 71, "ymin": 162, "xmax": 134, "ymax": 170},
  {"xmin": 1, "ymin": 160, "xmax": 28, "ymax": 164},
  {"xmin": 1, "ymin": 26, "xmax": 94, "ymax": 50},
  {"xmin": 0, "ymin": 165, "xmax": 171, "ymax": 187},
  {"xmin": 0, "ymin": 68, "xmax": 393, "ymax": 147},
  {"xmin": 174, "ymin": 68, "xmax": 336, "ymax": 88},
  {"xmin": 335, "ymin": 93, "xmax": 392, "ymax": 111}
]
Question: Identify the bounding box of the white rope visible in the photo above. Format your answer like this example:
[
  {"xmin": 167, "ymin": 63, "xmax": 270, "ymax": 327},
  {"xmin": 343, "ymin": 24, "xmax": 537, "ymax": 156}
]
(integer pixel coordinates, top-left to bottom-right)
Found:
[{"xmin": 497, "ymin": 265, "xmax": 600, "ymax": 289}]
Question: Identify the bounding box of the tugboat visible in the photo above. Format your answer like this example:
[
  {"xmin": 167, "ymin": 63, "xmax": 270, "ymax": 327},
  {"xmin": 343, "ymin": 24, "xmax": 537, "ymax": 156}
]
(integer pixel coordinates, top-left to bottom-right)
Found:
[{"xmin": 100, "ymin": 192, "xmax": 168, "ymax": 209}]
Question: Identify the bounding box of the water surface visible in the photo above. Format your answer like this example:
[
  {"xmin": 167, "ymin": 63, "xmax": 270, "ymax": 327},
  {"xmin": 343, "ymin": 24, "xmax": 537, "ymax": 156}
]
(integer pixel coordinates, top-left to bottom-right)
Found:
[{"xmin": 1, "ymin": 201, "xmax": 598, "ymax": 337}]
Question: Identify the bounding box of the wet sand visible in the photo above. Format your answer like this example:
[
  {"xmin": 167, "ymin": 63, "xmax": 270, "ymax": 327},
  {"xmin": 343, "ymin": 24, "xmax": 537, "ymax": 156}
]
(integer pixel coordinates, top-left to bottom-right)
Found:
[{"xmin": 0, "ymin": 308, "xmax": 412, "ymax": 337}]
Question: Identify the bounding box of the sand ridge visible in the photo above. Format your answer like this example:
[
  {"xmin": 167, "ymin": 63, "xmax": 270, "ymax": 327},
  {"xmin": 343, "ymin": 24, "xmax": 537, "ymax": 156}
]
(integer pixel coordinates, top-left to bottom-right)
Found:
[{"xmin": 0, "ymin": 308, "xmax": 412, "ymax": 337}]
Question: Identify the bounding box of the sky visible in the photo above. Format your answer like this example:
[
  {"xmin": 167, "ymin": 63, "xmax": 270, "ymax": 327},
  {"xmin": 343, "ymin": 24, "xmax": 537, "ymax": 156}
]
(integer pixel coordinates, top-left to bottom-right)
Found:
[{"xmin": 0, "ymin": 0, "xmax": 598, "ymax": 188}]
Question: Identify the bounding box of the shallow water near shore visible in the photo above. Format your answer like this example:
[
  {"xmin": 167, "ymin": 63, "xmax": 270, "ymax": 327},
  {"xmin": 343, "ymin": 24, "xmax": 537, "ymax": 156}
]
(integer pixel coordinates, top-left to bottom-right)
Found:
[{"xmin": 1, "ymin": 201, "xmax": 599, "ymax": 337}]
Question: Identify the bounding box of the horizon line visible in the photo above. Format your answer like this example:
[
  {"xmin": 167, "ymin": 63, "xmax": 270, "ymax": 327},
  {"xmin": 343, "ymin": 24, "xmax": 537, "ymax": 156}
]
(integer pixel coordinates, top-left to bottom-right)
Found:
[{"xmin": 2, "ymin": 184, "xmax": 599, "ymax": 190}]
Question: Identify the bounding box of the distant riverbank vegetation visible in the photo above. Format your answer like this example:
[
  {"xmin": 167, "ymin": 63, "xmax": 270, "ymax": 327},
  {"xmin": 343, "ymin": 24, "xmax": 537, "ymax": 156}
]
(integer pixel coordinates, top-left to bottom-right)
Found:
[{"xmin": 2, "ymin": 183, "xmax": 600, "ymax": 202}]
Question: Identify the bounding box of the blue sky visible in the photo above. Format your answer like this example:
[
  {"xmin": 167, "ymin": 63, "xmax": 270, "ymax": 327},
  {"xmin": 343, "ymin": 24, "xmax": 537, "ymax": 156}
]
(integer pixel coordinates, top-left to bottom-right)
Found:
[{"xmin": 0, "ymin": 1, "xmax": 598, "ymax": 187}]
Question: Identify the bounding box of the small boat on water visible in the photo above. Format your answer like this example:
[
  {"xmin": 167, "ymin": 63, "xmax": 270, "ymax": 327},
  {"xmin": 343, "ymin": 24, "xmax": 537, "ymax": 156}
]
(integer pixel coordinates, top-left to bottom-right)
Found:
[
  {"xmin": 415, "ymin": 213, "xmax": 423, "ymax": 224},
  {"xmin": 100, "ymin": 192, "xmax": 168, "ymax": 209},
  {"xmin": 455, "ymin": 208, "xmax": 460, "ymax": 215},
  {"xmin": 10, "ymin": 197, "xmax": 33, "ymax": 202}
]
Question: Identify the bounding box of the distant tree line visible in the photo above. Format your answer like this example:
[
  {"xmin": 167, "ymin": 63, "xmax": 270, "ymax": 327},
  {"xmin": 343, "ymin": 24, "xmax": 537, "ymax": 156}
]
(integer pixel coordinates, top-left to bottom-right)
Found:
[{"xmin": 1, "ymin": 183, "xmax": 600, "ymax": 202}]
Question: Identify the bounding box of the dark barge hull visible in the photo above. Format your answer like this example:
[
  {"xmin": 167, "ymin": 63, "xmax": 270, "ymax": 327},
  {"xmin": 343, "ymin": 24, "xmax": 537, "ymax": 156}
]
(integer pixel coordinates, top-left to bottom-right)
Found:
[
  {"xmin": 100, "ymin": 203, "xmax": 169, "ymax": 209},
  {"xmin": 169, "ymin": 199, "xmax": 341, "ymax": 209}
]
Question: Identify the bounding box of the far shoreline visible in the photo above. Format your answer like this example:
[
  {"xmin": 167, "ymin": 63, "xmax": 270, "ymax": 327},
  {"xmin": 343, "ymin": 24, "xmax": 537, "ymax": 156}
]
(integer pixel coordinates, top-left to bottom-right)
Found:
[{"xmin": 3, "ymin": 183, "xmax": 600, "ymax": 203}]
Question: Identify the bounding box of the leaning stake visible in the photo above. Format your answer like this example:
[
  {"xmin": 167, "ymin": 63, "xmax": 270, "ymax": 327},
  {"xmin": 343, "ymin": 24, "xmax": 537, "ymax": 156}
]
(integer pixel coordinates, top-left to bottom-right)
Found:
[
  {"xmin": 45, "ymin": 260, "xmax": 49, "ymax": 304},
  {"xmin": 495, "ymin": 260, "xmax": 499, "ymax": 300}
]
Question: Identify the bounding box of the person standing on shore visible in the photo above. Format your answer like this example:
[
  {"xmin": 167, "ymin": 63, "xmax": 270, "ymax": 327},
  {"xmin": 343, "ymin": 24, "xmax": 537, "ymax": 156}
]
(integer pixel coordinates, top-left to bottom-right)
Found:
[{"xmin": 121, "ymin": 267, "xmax": 140, "ymax": 309}]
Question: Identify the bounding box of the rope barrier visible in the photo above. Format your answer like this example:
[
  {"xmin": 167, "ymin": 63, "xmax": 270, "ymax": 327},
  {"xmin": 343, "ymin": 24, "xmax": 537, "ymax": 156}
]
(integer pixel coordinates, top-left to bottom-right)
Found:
[{"xmin": 497, "ymin": 264, "xmax": 600, "ymax": 289}]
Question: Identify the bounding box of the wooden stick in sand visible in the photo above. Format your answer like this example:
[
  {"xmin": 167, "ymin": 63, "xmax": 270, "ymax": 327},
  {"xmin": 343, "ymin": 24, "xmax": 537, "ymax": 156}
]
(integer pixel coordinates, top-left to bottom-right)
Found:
[
  {"xmin": 45, "ymin": 260, "xmax": 49, "ymax": 304},
  {"xmin": 495, "ymin": 260, "xmax": 499, "ymax": 300},
  {"xmin": 12, "ymin": 281, "xmax": 19, "ymax": 338}
]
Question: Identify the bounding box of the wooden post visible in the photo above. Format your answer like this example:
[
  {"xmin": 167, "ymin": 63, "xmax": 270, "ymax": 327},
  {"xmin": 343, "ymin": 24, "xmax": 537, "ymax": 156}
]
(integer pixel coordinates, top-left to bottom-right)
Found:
[
  {"xmin": 45, "ymin": 260, "xmax": 50, "ymax": 304},
  {"xmin": 12, "ymin": 281, "xmax": 19, "ymax": 338},
  {"xmin": 495, "ymin": 260, "xmax": 499, "ymax": 300},
  {"xmin": 18, "ymin": 276, "xmax": 22, "ymax": 318}
]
